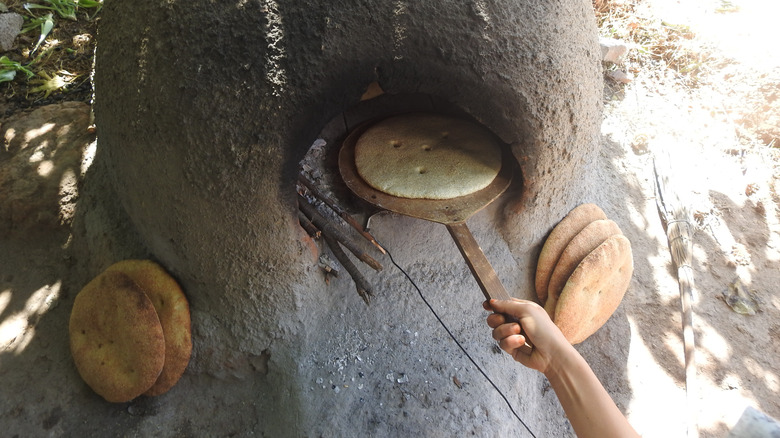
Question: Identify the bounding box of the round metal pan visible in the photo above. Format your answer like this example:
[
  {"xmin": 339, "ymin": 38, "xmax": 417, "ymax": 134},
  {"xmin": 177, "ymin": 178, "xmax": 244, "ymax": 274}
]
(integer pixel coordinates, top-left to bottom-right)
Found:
[
  {"xmin": 338, "ymin": 119, "xmax": 514, "ymax": 225},
  {"xmin": 338, "ymin": 114, "xmax": 532, "ymax": 354}
]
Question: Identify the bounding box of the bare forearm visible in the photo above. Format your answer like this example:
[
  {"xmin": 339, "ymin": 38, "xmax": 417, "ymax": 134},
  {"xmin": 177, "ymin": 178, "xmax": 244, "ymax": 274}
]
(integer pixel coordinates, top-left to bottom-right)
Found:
[
  {"xmin": 485, "ymin": 299, "xmax": 639, "ymax": 437},
  {"xmin": 544, "ymin": 345, "xmax": 639, "ymax": 438}
]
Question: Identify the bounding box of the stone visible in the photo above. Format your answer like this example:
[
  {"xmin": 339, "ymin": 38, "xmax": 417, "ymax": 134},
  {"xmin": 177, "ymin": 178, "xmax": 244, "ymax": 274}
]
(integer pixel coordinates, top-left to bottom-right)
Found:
[
  {"xmin": 0, "ymin": 102, "xmax": 94, "ymax": 237},
  {"xmin": 0, "ymin": 13, "xmax": 23, "ymax": 52},
  {"xmin": 608, "ymin": 70, "xmax": 633, "ymax": 84},
  {"xmin": 600, "ymin": 37, "xmax": 628, "ymax": 64},
  {"xmin": 727, "ymin": 406, "xmax": 780, "ymax": 438}
]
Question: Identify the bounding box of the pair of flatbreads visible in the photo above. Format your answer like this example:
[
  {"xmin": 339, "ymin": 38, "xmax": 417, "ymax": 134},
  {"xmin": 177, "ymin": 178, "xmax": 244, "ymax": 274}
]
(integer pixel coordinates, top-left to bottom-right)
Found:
[
  {"xmin": 354, "ymin": 113, "xmax": 503, "ymax": 200},
  {"xmin": 69, "ymin": 260, "xmax": 192, "ymax": 402},
  {"xmin": 535, "ymin": 204, "xmax": 633, "ymax": 344}
]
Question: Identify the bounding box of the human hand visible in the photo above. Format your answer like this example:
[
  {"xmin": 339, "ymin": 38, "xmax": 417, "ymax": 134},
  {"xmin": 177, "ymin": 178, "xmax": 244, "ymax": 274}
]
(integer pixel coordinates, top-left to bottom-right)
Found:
[
  {"xmin": 484, "ymin": 298, "xmax": 572, "ymax": 374},
  {"xmin": 487, "ymin": 299, "xmax": 641, "ymax": 438}
]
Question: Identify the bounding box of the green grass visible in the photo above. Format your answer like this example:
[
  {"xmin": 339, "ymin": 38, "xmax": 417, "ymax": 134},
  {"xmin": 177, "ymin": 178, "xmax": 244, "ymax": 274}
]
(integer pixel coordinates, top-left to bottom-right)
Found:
[
  {"xmin": 22, "ymin": 12, "xmax": 54, "ymax": 54},
  {"xmin": 0, "ymin": 56, "xmax": 35, "ymax": 83},
  {"xmin": 1, "ymin": 0, "xmax": 101, "ymax": 100},
  {"xmin": 23, "ymin": 0, "xmax": 101, "ymax": 21}
]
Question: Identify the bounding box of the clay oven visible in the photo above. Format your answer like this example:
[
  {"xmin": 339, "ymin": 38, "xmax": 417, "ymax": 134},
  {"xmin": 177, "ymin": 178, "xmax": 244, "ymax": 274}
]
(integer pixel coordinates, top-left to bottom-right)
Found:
[{"xmin": 94, "ymin": 0, "xmax": 602, "ymax": 434}]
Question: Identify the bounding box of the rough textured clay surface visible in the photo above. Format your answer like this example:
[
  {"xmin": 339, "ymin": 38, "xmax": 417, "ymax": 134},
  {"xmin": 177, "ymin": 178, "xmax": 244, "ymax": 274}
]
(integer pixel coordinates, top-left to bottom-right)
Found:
[
  {"xmin": 4, "ymin": 2, "xmax": 780, "ymax": 435},
  {"xmin": 86, "ymin": 0, "xmax": 601, "ymax": 434}
]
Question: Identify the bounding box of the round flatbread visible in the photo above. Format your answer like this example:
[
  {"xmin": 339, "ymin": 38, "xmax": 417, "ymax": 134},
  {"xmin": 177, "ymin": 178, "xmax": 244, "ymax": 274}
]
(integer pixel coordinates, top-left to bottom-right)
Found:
[
  {"xmin": 354, "ymin": 113, "xmax": 503, "ymax": 200},
  {"xmin": 106, "ymin": 260, "xmax": 192, "ymax": 397},
  {"xmin": 535, "ymin": 203, "xmax": 607, "ymax": 304},
  {"xmin": 544, "ymin": 219, "xmax": 622, "ymax": 318},
  {"xmin": 553, "ymin": 234, "xmax": 633, "ymax": 344},
  {"xmin": 69, "ymin": 270, "xmax": 165, "ymax": 402}
]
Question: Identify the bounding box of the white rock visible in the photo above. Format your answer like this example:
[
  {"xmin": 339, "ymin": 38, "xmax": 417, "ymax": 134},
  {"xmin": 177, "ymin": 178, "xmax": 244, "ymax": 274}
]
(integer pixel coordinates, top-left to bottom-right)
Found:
[
  {"xmin": 608, "ymin": 69, "xmax": 633, "ymax": 84},
  {"xmin": 600, "ymin": 37, "xmax": 628, "ymax": 64},
  {"xmin": 0, "ymin": 13, "xmax": 23, "ymax": 52},
  {"xmin": 727, "ymin": 406, "xmax": 780, "ymax": 438}
]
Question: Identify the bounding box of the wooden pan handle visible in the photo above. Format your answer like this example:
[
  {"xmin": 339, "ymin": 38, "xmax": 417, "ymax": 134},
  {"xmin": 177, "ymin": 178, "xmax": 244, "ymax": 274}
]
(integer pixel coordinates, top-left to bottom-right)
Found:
[{"xmin": 446, "ymin": 222, "xmax": 533, "ymax": 355}]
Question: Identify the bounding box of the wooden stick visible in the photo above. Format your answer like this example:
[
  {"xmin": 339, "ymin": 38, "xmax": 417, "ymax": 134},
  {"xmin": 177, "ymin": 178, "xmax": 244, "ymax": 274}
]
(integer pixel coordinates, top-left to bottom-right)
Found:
[
  {"xmin": 298, "ymin": 194, "xmax": 383, "ymax": 272},
  {"xmin": 323, "ymin": 234, "xmax": 372, "ymax": 305},
  {"xmin": 298, "ymin": 174, "xmax": 386, "ymax": 254},
  {"xmin": 297, "ymin": 212, "xmax": 321, "ymax": 238}
]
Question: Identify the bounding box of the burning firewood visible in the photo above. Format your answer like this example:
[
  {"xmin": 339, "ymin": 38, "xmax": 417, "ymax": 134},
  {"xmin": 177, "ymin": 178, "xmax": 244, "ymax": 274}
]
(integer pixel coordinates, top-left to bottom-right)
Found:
[
  {"xmin": 297, "ymin": 194, "xmax": 382, "ymax": 272},
  {"xmin": 323, "ymin": 234, "xmax": 373, "ymax": 305},
  {"xmin": 298, "ymin": 174, "xmax": 385, "ymax": 254},
  {"xmin": 297, "ymin": 193, "xmax": 382, "ymax": 305}
]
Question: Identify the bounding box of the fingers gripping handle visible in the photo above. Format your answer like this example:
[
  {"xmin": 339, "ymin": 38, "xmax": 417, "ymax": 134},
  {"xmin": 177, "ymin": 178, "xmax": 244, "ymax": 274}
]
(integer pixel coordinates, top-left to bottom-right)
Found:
[
  {"xmin": 502, "ymin": 315, "xmax": 534, "ymax": 356},
  {"xmin": 446, "ymin": 223, "xmax": 533, "ymax": 355}
]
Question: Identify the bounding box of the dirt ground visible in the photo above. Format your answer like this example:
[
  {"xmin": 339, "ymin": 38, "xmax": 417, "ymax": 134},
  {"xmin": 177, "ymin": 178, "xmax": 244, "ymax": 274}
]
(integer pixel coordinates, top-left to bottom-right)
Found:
[
  {"xmin": 596, "ymin": 0, "xmax": 780, "ymax": 435},
  {"xmin": 1, "ymin": 0, "xmax": 779, "ymax": 436}
]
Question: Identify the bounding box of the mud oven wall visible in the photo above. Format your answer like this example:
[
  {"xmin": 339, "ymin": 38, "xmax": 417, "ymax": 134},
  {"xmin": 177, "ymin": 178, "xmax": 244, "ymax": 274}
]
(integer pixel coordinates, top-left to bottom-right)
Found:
[{"xmin": 94, "ymin": 0, "xmax": 602, "ymax": 434}]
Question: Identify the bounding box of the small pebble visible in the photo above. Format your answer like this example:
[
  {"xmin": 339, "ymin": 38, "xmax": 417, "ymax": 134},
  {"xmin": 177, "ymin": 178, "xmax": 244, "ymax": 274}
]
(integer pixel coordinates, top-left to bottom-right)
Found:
[
  {"xmin": 600, "ymin": 37, "xmax": 629, "ymax": 64},
  {"xmin": 608, "ymin": 70, "xmax": 633, "ymax": 84},
  {"xmin": 127, "ymin": 404, "xmax": 145, "ymax": 416}
]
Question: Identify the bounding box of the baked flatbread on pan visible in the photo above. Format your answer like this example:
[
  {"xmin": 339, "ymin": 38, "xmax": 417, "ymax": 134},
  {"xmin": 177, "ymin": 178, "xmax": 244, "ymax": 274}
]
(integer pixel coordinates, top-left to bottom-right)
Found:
[{"xmin": 354, "ymin": 113, "xmax": 503, "ymax": 200}]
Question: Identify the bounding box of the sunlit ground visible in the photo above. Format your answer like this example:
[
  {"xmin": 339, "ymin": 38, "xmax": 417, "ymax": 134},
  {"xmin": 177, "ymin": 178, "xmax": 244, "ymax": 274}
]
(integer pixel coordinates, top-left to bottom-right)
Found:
[
  {"xmin": 649, "ymin": 0, "xmax": 780, "ymax": 71},
  {"xmin": 602, "ymin": 0, "xmax": 780, "ymax": 435},
  {"xmin": 0, "ymin": 281, "xmax": 61, "ymax": 355},
  {"xmin": 0, "ymin": 103, "xmax": 93, "ymax": 359}
]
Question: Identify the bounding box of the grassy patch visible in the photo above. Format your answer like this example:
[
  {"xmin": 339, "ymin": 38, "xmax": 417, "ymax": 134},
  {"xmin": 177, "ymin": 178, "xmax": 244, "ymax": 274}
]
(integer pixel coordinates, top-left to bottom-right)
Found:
[
  {"xmin": 594, "ymin": 0, "xmax": 715, "ymax": 87},
  {"xmin": 1, "ymin": 0, "xmax": 99, "ymax": 116},
  {"xmin": 0, "ymin": 55, "xmax": 35, "ymax": 83}
]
